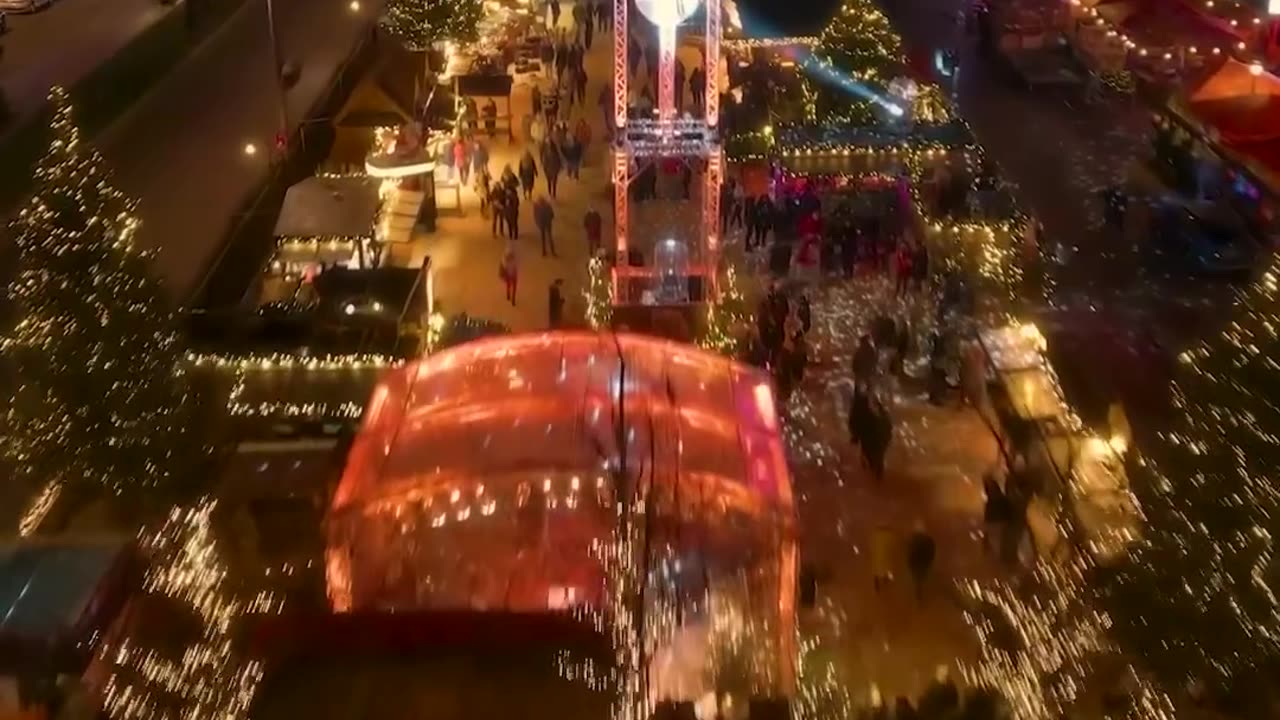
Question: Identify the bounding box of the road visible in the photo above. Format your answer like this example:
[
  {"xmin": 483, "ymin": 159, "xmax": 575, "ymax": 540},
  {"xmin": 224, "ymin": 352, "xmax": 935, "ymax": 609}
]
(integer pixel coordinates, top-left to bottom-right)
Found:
[
  {"xmin": 95, "ymin": 0, "xmax": 383, "ymax": 302},
  {"xmin": 0, "ymin": 0, "xmax": 169, "ymax": 131}
]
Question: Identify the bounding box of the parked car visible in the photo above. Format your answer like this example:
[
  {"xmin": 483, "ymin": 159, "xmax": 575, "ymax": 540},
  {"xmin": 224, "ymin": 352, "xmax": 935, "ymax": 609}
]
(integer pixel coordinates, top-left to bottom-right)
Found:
[
  {"xmin": 1151, "ymin": 201, "xmax": 1258, "ymax": 277},
  {"xmin": 0, "ymin": 0, "xmax": 52, "ymax": 12}
]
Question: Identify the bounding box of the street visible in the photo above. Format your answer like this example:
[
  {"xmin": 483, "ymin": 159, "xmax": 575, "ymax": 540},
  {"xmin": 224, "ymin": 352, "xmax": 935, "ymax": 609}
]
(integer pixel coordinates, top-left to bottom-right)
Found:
[
  {"xmin": 0, "ymin": 0, "xmax": 169, "ymax": 133},
  {"xmin": 95, "ymin": 0, "xmax": 383, "ymax": 302}
]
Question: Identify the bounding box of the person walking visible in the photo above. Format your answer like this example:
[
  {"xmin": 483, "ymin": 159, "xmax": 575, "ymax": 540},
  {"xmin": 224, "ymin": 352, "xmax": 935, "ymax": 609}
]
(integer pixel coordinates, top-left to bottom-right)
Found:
[
  {"xmin": 540, "ymin": 39, "xmax": 555, "ymax": 79},
  {"xmin": 584, "ymin": 207, "xmax": 603, "ymax": 256},
  {"xmin": 847, "ymin": 385, "xmax": 873, "ymax": 456},
  {"xmin": 563, "ymin": 137, "xmax": 584, "ymax": 180},
  {"xmin": 491, "ymin": 184, "xmax": 507, "ymax": 237},
  {"xmin": 548, "ymin": 278, "xmax": 566, "ymax": 328},
  {"xmin": 865, "ymin": 398, "xmax": 893, "ymax": 482},
  {"xmin": 549, "ymin": 0, "xmax": 561, "ymax": 27},
  {"xmin": 852, "ymin": 334, "xmax": 877, "ymax": 389},
  {"xmin": 983, "ymin": 475, "xmax": 1010, "ymax": 555},
  {"xmin": 574, "ymin": 65, "xmax": 589, "ymax": 106},
  {"xmin": 690, "ymin": 64, "xmax": 705, "ymax": 114},
  {"xmin": 907, "ymin": 525, "xmax": 936, "ymax": 603},
  {"xmin": 542, "ymin": 142, "xmax": 563, "ymax": 198},
  {"xmin": 518, "ymin": 150, "xmax": 538, "ymax": 199},
  {"xmin": 504, "ymin": 183, "xmax": 521, "ymax": 240},
  {"xmin": 583, "ymin": 4, "xmax": 595, "ymax": 48},
  {"xmin": 912, "ymin": 241, "xmax": 930, "ymax": 291},
  {"xmin": 894, "ymin": 243, "xmax": 913, "ymax": 296},
  {"xmin": 534, "ymin": 195, "xmax": 556, "ymax": 256},
  {"xmin": 500, "ymin": 242, "xmax": 519, "ymax": 305},
  {"xmin": 476, "ymin": 165, "xmax": 492, "ymax": 217},
  {"xmin": 674, "ymin": 58, "xmax": 687, "ymax": 113},
  {"xmin": 453, "ymin": 137, "xmax": 470, "ymax": 186},
  {"xmin": 869, "ymin": 525, "xmax": 894, "ymax": 592}
]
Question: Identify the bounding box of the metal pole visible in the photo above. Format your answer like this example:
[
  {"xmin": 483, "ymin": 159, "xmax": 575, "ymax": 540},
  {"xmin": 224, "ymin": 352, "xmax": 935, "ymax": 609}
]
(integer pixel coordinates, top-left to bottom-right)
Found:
[{"xmin": 265, "ymin": 0, "xmax": 290, "ymax": 144}]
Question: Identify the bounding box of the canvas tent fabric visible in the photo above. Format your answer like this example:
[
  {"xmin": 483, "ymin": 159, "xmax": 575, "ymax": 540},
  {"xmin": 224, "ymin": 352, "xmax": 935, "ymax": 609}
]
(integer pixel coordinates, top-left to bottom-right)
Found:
[{"xmin": 273, "ymin": 177, "xmax": 383, "ymax": 240}]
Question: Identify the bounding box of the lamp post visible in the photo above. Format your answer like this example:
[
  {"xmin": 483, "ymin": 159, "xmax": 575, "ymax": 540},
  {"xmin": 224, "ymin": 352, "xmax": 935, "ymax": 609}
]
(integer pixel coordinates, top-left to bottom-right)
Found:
[{"xmin": 265, "ymin": 0, "xmax": 290, "ymax": 148}]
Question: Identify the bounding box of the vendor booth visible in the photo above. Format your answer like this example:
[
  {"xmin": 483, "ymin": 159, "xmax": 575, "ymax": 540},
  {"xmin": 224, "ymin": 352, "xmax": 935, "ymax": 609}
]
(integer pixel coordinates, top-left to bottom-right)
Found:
[
  {"xmin": 978, "ymin": 323, "xmax": 1141, "ymax": 564},
  {"xmin": 1156, "ymin": 58, "xmax": 1280, "ymax": 234}
]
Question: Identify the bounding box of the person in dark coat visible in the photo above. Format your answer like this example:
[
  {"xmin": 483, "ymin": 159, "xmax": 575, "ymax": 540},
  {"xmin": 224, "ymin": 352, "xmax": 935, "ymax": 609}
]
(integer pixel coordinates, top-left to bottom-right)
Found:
[
  {"xmin": 983, "ymin": 475, "xmax": 1010, "ymax": 554},
  {"xmin": 504, "ymin": 184, "xmax": 520, "ymax": 240},
  {"xmin": 533, "ymin": 195, "xmax": 556, "ymax": 256},
  {"xmin": 797, "ymin": 294, "xmax": 812, "ymax": 336},
  {"xmin": 518, "ymin": 150, "xmax": 538, "ymax": 198},
  {"xmin": 906, "ymin": 525, "xmax": 936, "ymax": 602},
  {"xmin": 852, "ymin": 335, "xmax": 877, "ymax": 389},
  {"xmin": 690, "ymin": 65, "xmax": 706, "ymax": 113},
  {"xmin": 563, "ymin": 138, "xmax": 584, "ymax": 179},
  {"xmin": 912, "ymin": 242, "xmax": 930, "ymax": 291},
  {"xmin": 584, "ymin": 208, "xmax": 603, "ymax": 255},
  {"xmin": 548, "ymin": 279, "xmax": 566, "ymax": 328},
  {"xmin": 542, "ymin": 143, "xmax": 563, "ymax": 198},
  {"xmin": 864, "ymin": 398, "xmax": 892, "ymax": 482},
  {"xmin": 848, "ymin": 385, "xmax": 873, "ymax": 453}
]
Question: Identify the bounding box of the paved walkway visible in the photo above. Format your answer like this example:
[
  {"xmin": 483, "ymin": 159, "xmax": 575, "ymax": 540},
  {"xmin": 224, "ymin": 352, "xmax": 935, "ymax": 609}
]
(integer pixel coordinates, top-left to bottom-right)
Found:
[
  {"xmin": 776, "ymin": 276, "xmax": 1012, "ymax": 702},
  {"xmin": 0, "ymin": 0, "xmax": 169, "ymax": 135},
  {"xmin": 418, "ymin": 4, "xmax": 701, "ymax": 331}
]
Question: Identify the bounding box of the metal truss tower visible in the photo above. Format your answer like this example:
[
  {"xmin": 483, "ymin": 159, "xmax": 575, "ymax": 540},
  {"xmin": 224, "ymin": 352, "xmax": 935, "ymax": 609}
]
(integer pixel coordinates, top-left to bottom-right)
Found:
[{"xmin": 611, "ymin": 0, "xmax": 723, "ymax": 303}]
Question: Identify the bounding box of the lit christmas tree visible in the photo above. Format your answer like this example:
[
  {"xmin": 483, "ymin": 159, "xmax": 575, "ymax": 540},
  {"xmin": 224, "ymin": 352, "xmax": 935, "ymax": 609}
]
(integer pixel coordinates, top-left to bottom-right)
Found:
[
  {"xmin": 1106, "ymin": 283, "xmax": 1280, "ymax": 701},
  {"xmin": 803, "ymin": 0, "xmax": 905, "ymax": 125},
  {"xmin": 699, "ymin": 264, "xmax": 747, "ymax": 355},
  {"xmin": 380, "ymin": 0, "xmax": 484, "ymax": 51},
  {"xmin": 2, "ymin": 86, "xmax": 195, "ymax": 511},
  {"xmin": 585, "ymin": 255, "xmax": 613, "ymax": 330}
]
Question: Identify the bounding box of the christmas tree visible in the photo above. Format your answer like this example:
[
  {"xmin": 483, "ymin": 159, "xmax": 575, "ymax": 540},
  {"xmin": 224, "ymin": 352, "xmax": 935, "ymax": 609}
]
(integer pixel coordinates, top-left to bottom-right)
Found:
[
  {"xmin": 1106, "ymin": 283, "xmax": 1280, "ymax": 699},
  {"xmin": 585, "ymin": 255, "xmax": 613, "ymax": 330},
  {"xmin": 699, "ymin": 264, "xmax": 747, "ymax": 355},
  {"xmin": 381, "ymin": 0, "xmax": 484, "ymax": 51},
  {"xmin": 2, "ymin": 86, "xmax": 195, "ymax": 509},
  {"xmin": 804, "ymin": 0, "xmax": 905, "ymax": 125}
]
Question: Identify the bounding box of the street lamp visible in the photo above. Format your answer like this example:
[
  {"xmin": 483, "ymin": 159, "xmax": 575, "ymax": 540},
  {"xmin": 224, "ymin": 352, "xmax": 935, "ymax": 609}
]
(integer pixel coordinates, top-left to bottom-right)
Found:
[
  {"xmin": 243, "ymin": 142, "xmax": 259, "ymax": 156},
  {"xmin": 265, "ymin": 0, "xmax": 289, "ymax": 147}
]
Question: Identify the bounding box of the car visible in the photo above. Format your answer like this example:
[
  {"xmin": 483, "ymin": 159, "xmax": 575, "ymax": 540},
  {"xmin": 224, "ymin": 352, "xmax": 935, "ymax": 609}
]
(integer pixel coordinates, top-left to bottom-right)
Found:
[
  {"xmin": 1151, "ymin": 202, "xmax": 1259, "ymax": 277},
  {"xmin": 0, "ymin": 0, "xmax": 52, "ymax": 12}
]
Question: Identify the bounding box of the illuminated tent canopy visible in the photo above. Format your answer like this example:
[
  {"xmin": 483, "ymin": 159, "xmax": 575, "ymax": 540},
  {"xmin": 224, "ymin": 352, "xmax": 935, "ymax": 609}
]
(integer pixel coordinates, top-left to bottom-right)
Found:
[{"xmin": 327, "ymin": 332, "xmax": 797, "ymax": 698}]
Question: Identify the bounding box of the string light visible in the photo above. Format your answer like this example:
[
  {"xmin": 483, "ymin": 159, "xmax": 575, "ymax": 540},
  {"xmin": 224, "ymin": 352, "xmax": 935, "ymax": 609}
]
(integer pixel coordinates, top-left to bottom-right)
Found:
[
  {"xmin": 97, "ymin": 501, "xmax": 275, "ymax": 720},
  {"xmin": 2, "ymin": 85, "xmax": 197, "ymax": 502},
  {"xmin": 699, "ymin": 263, "xmax": 747, "ymax": 354},
  {"xmin": 380, "ymin": 0, "xmax": 484, "ymax": 50}
]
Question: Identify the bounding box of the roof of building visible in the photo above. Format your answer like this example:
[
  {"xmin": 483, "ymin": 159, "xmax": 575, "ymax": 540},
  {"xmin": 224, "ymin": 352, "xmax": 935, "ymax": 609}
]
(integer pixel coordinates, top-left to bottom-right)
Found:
[
  {"xmin": 0, "ymin": 538, "xmax": 133, "ymax": 671},
  {"xmin": 273, "ymin": 176, "xmax": 383, "ymax": 239}
]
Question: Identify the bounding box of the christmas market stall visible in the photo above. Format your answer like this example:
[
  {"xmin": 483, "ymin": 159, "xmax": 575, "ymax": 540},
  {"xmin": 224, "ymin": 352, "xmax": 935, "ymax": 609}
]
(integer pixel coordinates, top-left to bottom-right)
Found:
[
  {"xmin": 978, "ymin": 322, "xmax": 1141, "ymax": 564},
  {"xmin": 1154, "ymin": 57, "xmax": 1280, "ymax": 236},
  {"xmin": 1066, "ymin": 0, "xmax": 1245, "ymax": 86}
]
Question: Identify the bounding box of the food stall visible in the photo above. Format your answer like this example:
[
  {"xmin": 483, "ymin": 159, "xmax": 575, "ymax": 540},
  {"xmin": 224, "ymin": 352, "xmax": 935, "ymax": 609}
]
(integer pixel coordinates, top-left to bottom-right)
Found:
[{"xmin": 979, "ymin": 322, "xmax": 1141, "ymax": 564}]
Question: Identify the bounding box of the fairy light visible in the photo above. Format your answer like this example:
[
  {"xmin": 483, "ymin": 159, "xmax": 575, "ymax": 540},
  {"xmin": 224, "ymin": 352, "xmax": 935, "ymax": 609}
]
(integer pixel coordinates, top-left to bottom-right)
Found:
[
  {"xmin": 699, "ymin": 264, "xmax": 747, "ymax": 354},
  {"xmin": 97, "ymin": 501, "xmax": 274, "ymax": 720},
  {"xmin": 380, "ymin": 0, "xmax": 484, "ymax": 50},
  {"xmin": 2, "ymin": 85, "xmax": 195, "ymax": 500}
]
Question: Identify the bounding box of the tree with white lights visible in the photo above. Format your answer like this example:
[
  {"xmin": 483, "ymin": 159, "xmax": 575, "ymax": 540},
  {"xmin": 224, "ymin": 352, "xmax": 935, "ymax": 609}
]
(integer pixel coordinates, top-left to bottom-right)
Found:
[
  {"xmin": 2, "ymin": 86, "xmax": 197, "ymax": 519},
  {"xmin": 381, "ymin": 0, "xmax": 484, "ymax": 50}
]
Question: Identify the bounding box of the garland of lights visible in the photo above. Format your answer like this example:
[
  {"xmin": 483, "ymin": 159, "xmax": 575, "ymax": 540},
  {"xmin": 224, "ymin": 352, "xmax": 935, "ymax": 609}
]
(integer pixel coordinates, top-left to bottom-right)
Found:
[{"xmin": 2, "ymin": 86, "xmax": 197, "ymax": 507}]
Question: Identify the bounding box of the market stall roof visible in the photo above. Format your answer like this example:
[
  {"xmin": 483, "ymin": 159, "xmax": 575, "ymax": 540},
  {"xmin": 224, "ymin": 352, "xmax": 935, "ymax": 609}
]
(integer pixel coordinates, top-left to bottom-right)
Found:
[
  {"xmin": 0, "ymin": 539, "xmax": 133, "ymax": 672},
  {"xmin": 1101, "ymin": 0, "xmax": 1242, "ymax": 49},
  {"xmin": 1179, "ymin": 59, "xmax": 1280, "ymax": 144},
  {"xmin": 273, "ymin": 176, "xmax": 382, "ymax": 240}
]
